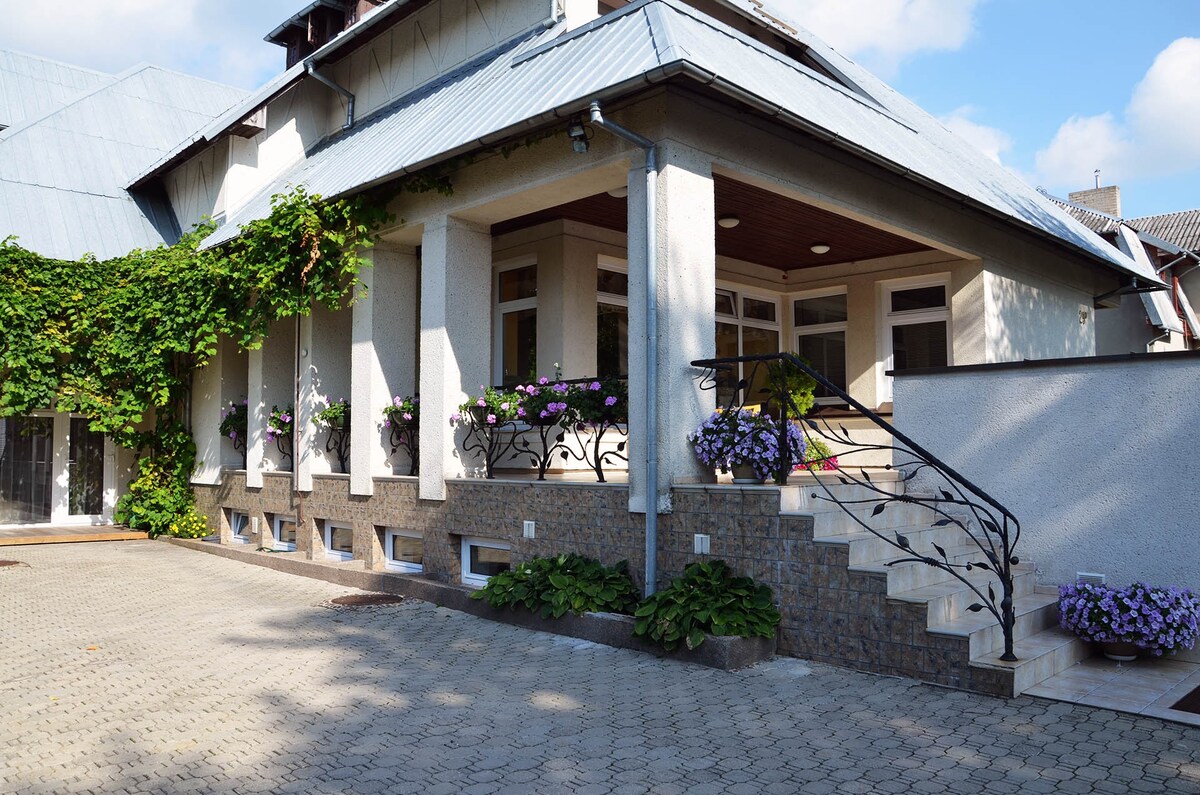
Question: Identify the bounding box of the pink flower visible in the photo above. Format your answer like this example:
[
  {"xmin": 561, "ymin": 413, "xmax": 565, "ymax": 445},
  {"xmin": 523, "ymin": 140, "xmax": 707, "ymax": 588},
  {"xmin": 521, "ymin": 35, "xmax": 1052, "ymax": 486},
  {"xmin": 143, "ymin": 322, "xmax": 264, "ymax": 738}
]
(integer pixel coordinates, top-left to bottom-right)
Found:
[
  {"xmin": 450, "ymin": 412, "xmax": 461, "ymax": 424},
  {"xmin": 393, "ymin": 396, "xmax": 403, "ymax": 408},
  {"xmin": 476, "ymin": 398, "xmax": 486, "ymax": 407},
  {"xmin": 402, "ymin": 412, "xmax": 412, "ymax": 421},
  {"xmin": 500, "ymin": 402, "xmax": 510, "ymax": 411},
  {"xmin": 538, "ymin": 376, "xmax": 549, "ymax": 385},
  {"xmin": 383, "ymin": 420, "xmax": 391, "ymax": 428},
  {"xmin": 517, "ymin": 408, "xmax": 526, "ymax": 417},
  {"xmin": 515, "ymin": 385, "xmax": 526, "ymax": 393},
  {"xmin": 486, "ymin": 414, "xmax": 497, "ymax": 424}
]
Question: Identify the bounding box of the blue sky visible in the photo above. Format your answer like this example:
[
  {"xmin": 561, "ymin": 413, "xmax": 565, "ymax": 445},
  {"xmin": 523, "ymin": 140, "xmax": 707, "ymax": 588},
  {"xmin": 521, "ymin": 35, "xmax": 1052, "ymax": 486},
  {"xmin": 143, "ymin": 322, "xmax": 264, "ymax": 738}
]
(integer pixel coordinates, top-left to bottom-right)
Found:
[{"xmin": 2, "ymin": 0, "xmax": 1196, "ymax": 217}]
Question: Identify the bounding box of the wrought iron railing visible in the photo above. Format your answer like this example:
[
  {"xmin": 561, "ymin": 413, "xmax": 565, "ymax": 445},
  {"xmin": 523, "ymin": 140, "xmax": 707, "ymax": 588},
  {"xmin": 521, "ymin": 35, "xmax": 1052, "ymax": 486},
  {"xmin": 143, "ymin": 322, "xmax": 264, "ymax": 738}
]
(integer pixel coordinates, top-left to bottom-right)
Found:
[
  {"xmin": 690, "ymin": 353, "xmax": 1022, "ymax": 662},
  {"xmin": 458, "ymin": 376, "xmax": 629, "ymax": 482}
]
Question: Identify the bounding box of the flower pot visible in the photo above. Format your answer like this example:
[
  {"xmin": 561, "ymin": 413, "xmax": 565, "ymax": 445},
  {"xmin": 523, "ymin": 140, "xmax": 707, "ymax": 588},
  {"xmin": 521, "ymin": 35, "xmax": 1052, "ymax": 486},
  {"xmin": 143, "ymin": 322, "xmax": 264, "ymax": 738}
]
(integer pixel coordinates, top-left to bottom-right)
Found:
[
  {"xmin": 731, "ymin": 463, "xmax": 765, "ymax": 484},
  {"xmin": 1101, "ymin": 641, "xmax": 1141, "ymax": 662}
]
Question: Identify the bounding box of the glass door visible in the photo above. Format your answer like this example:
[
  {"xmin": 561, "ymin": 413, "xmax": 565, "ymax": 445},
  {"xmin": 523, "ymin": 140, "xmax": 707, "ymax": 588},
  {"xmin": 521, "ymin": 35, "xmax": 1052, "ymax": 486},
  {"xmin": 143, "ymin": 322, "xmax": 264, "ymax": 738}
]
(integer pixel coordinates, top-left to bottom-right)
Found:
[
  {"xmin": 69, "ymin": 418, "xmax": 105, "ymax": 516},
  {"xmin": 0, "ymin": 416, "xmax": 54, "ymax": 523}
]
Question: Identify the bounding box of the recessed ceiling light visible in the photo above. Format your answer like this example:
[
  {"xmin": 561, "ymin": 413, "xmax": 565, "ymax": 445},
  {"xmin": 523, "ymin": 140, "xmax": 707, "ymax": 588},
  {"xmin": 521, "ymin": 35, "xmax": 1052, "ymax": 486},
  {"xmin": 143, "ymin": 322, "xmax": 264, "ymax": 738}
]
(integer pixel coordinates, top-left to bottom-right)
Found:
[
  {"xmin": 717, "ymin": 215, "xmax": 740, "ymax": 229},
  {"xmin": 810, "ymin": 243, "xmax": 831, "ymax": 254},
  {"xmin": 607, "ymin": 187, "xmax": 628, "ymax": 198}
]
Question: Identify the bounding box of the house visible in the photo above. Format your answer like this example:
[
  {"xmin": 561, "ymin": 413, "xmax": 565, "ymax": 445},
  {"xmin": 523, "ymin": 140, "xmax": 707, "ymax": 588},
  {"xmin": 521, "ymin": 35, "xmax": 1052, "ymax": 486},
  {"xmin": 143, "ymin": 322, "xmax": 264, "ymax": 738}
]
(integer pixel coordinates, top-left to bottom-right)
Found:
[
  {"xmin": 9, "ymin": 0, "xmax": 1176, "ymax": 695},
  {"xmin": 1044, "ymin": 185, "xmax": 1200, "ymax": 354},
  {"xmin": 0, "ymin": 51, "xmax": 245, "ymax": 525}
]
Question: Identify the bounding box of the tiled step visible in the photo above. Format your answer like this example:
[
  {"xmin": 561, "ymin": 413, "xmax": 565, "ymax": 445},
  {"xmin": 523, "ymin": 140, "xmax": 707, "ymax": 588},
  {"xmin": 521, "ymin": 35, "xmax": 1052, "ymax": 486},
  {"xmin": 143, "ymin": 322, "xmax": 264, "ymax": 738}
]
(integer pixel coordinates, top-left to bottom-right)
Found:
[
  {"xmin": 971, "ymin": 627, "xmax": 1091, "ymax": 695},
  {"xmin": 850, "ymin": 544, "xmax": 1022, "ymax": 594},
  {"xmin": 814, "ymin": 524, "xmax": 976, "ymax": 567},
  {"xmin": 928, "ymin": 590, "xmax": 1060, "ymax": 658},
  {"xmin": 890, "ymin": 568, "xmax": 1039, "ymax": 626}
]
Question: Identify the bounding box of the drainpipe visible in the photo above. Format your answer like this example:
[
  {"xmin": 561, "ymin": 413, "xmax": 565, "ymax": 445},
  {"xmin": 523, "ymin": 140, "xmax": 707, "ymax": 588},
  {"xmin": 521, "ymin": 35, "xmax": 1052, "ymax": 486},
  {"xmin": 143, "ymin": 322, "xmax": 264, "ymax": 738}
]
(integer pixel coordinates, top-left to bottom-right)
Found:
[
  {"xmin": 588, "ymin": 100, "xmax": 660, "ymax": 596},
  {"xmin": 305, "ymin": 61, "xmax": 355, "ymax": 131}
]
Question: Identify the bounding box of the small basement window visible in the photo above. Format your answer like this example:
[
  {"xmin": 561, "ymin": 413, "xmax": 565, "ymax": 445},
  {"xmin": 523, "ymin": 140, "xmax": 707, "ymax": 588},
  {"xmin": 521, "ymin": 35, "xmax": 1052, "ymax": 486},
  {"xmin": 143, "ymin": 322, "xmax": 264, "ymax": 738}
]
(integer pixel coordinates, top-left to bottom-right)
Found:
[
  {"xmin": 384, "ymin": 528, "xmax": 424, "ymax": 574},
  {"xmin": 272, "ymin": 515, "xmax": 297, "ymax": 552},
  {"xmin": 461, "ymin": 537, "xmax": 511, "ymax": 588},
  {"xmin": 323, "ymin": 522, "xmax": 354, "ymax": 561},
  {"xmin": 229, "ymin": 510, "xmax": 251, "ymax": 544}
]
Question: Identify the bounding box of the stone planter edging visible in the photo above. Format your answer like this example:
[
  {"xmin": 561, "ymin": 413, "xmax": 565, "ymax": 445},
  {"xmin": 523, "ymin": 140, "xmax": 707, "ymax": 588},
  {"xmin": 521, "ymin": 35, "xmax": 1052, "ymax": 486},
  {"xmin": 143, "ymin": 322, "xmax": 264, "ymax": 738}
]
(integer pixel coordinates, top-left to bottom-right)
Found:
[{"xmin": 164, "ymin": 537, "xmax": 775, "ymax": 670}]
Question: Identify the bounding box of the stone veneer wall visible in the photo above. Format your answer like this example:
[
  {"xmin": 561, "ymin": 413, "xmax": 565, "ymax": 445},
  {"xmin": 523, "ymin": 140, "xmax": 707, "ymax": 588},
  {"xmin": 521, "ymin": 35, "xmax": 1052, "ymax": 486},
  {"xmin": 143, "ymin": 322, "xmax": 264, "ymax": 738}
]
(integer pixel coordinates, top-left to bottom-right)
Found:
[{"xmin": 194, "ymin": 474, "xmax": 1009, "ymax": 695}]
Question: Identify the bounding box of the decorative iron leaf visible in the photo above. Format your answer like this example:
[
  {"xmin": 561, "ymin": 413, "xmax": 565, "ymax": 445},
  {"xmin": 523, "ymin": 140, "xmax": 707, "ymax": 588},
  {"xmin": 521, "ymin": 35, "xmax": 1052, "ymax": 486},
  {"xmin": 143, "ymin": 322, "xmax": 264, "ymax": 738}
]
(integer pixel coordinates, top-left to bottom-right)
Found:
[
  {"xmin": 896, "ymin": 533, "xmax": 911, "ymax": 550},
  {"xmin": 973, "ymin": 561, "xmax": 990, "ymax": 572},
  {"xmin": 805, "ymin": 418, "xmax": 820, "ymax": 432},
  {"xmin": 982, "ymin": 519, "xmax": 1000, "ymax": 536},
  {"xmin": 559, "ymin": 451, "xmax": 568, "ymax": 460},
  {"xmin": 555, "ymin": 431, "xmax": 565, "ymax": 443},
  {"xmin": 988, "ymin": 584, "xmax": 996, "ymax": 604},
  {"xmin": 941, "ymin": 490, "xmax": 954, "ymax": 502},
  {"xmin": 932, "ymin": 518, "xmax": 953, "ymax": 527},
  {"xmin": 838, "ymin": 477, "xmax": 849, "ymax": 486},
  {"xmin": 862, "ymin": 469, "xmax": 872, "ymax": 482},
  {"xmin": 966, "ymin": 603, "xmax": 985, "ymax": 613},
  {"xmin": 839, "ymin": 424, "xmax": 848, "ymax": 436},
  {"xmin": 617, "ymin": 441, "xmax": 627, "ymax": 452},
  {"xmin": 933, "ymin": 543, "xmax": 947, "ymax": 560},
  {"xmin": 872, "ymin": 503, "xmax": 886, "ymax": 516}
]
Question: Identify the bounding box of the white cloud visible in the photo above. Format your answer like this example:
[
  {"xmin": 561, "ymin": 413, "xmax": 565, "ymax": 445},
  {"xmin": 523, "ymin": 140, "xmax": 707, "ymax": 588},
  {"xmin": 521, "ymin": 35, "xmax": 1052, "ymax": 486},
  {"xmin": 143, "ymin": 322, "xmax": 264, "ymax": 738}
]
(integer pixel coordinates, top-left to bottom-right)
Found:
[
  {"xmin": 1036, "ymin": 38, "xmax": 1200, "ymax": 190},
  {"xmin": 938, "ymin": 105, "xmax": 1013, "ymax": 165},
  {"xmin": 0, "ymin": 0, "xmax": 295, "ymax": 88},
  {"xmin": 765, "ymin": 0, "xmax": 982, "ymax": 72}
]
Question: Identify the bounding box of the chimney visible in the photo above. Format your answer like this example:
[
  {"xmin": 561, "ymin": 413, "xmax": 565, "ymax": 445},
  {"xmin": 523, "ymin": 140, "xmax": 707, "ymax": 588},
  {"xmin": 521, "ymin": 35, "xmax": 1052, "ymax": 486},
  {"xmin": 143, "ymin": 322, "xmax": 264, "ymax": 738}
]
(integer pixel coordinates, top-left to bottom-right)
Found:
[{"xmin": 1069, "ymin": 185, "xmax": 1122, "ymax": 218}]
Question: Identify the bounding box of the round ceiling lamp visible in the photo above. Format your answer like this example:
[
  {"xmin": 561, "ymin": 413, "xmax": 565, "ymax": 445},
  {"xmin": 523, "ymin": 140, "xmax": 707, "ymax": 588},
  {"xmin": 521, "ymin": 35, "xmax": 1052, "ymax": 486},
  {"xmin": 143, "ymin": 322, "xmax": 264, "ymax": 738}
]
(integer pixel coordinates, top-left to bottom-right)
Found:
[
  {"xmin": 717, "ymin": 215, "xmax": 741, "ymax": 229},
  {"xmin": 810, "ymin": 243, "xmax": 831, "ymax": 254},
  {"xmin": 607, "ymin": 186, "xmax": 628, "ymax": 198}
]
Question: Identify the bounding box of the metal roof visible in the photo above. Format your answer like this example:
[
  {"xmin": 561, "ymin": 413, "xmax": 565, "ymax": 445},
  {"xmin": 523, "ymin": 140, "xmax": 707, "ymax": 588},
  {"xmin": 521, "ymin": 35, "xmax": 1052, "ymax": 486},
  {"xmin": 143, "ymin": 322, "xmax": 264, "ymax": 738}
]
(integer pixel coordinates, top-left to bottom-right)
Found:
[
  {"xmin": 0, "ymin": 64, "xmax": 245, "ymax": 260},
  {"xmin": 1128, "ymin": 209, "xmax": 1200, "ymax": 254},
  {"xmin": 1043, "ymin": 192, "xmax": 1123, "ymax": 236},
  {"xmin": 0, "ymin": 50, "xmax": 113, "ymax": 133},
  {"xmin": 192, "ymin": 0, "xmax": 1154, "ymax": 285},
  {"xmin": 1115, "ymin": 226, "xmax": 1183, "ymax": 334}
]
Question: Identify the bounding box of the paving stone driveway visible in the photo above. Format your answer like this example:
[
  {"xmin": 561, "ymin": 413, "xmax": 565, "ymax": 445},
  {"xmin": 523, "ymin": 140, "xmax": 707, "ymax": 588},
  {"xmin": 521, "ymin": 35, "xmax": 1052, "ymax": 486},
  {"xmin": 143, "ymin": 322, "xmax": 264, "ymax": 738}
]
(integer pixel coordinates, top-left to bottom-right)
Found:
[{"xmin": 2, "ymin": 542, "xmax": 1199, "ymax": 794}]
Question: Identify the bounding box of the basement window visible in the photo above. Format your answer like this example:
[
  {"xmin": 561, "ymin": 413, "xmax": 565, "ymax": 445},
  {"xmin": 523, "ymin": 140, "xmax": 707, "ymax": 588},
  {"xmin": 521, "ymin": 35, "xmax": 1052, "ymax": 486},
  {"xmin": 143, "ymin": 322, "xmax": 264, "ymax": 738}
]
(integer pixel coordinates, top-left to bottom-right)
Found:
[
  {"xmin": 384, "ymin": 528, "xmax": 424, "ymax": 574},
  {"xmin": 229, "ymin": 510, "xmax": 251, "ymax": 544},
  {"xmin": 323, "ymin": 521, "xmax": 354, "ymax": 561},
  {"xmin": 272, "ymin": 514, "xmax": 298, "ymax": 552},
  {"xmin": 461, "ymin": 537, "xmax": 511, "ymax": 588}
]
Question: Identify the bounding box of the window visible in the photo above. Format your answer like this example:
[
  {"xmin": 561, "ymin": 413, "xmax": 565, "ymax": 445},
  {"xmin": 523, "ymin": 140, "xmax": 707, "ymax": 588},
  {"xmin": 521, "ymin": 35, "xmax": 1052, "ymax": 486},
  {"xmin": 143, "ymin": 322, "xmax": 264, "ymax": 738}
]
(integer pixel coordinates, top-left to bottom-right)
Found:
[
  {"xmin": 229, "ymin": 510, "xmax": 250, "ymax": 544},
  {"xmin": 714, "ymin": 288, "xmax": 781, "ymax": 406},
  {"xmin": 494, "ymin": 259, "xmax": 537, "ymax": 387},
  {"xmin": 597, "ymin": 258, "xmax": 628, "ymax": 378},
  {"xmin": 323, "ymin": 521, "xmax": 353, "ymax": 561},
  {"xmin": 794, "ymin": 289, "xmax": 848, "ymax": 404},
  {"xmin": 272, "ymin": 515, "xmax": 297, "ymax": 552},
  {"xmin": 881, "ymin": 278, "xmax": 950, "ymax": 401},
  {"xmin": 461, "ymin": 536, "xmax": 511, "ymax": 587},
  {"xmin": 384, "ymin": 528, "xmax": 424, "ymax": 573},
  {"xmin": 68, "ymin": 417, "xmax": 104, "ymax": 515}
]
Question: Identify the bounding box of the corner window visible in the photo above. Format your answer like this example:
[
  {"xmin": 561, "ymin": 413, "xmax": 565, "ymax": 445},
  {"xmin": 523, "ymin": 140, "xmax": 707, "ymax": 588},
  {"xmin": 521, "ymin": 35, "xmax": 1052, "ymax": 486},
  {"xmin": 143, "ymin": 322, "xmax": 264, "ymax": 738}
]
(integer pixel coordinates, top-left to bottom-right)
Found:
[
  {"xmin": 272, "ymin": 514, "xmax": 297, "ymax": 552},
  {"xmin": 794, "ymin": 289, "xmax": 848, "ymax": 404},
  {"xmin": 229, "ymin": 510, "xmax": 251, "ymax": 544},
  {"xmin": 494, "ymin": 260, "xmax": 537, "ymax": 387},
  {"xmin": 323, "ymin": 521, "xmax": 353, "ymax": 561},
  {"xmin": 385, "ymin": 528, "xmax": 424, "ymax": 573},
  {"xmin": 881, "ymin": 278, "xmax": 950, "ymax": 400},
  {"xmin": 714, "ymin": 288, "xmax": 781, "ymax": 406},
  {"xmin": 597, "ymin": 257, "xmax": 628, "ymax": 378},
  {"xmin": 461, "ymin": 536, "xmax": 511, "ymax": 588}
]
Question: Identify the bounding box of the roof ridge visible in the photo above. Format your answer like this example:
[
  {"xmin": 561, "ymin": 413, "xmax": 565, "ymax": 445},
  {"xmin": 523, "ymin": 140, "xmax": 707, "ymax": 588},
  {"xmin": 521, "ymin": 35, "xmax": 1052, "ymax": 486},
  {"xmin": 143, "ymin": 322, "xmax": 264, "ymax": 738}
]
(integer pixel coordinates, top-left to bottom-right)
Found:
[
  {"xmin": 0, "ymin": 48, "xmax": 112, "ymax": 78},
  {"xmin": 111, "ymin": 62, "xmax": 248, "ymax": 96},
  {"xmin": 1129, "ymin": 208, "xmax": 1200, "ymax": 221}
]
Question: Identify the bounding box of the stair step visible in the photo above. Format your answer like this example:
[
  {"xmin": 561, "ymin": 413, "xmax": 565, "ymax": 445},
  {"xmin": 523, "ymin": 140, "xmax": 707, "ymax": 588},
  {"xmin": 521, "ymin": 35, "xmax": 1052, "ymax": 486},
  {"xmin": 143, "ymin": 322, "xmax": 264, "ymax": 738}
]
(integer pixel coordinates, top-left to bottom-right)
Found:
[
  {"xmin": 890, "ymin": 568, "xmax": 1038, "ymax": 625},
  {"xmin": 928, "ymin": 591, "xmax": 1060, "ymax": 657},
  {"xmin": 814, "ymin": 524, "xmax": 975, "ymax": 566},
  {"xmin": 971, "ymin": 627, "xmax": 1091, "ymax": 695},
  {"xmin": 851, "ymin": 544, "xmax": 1023, "ymax": 594}
]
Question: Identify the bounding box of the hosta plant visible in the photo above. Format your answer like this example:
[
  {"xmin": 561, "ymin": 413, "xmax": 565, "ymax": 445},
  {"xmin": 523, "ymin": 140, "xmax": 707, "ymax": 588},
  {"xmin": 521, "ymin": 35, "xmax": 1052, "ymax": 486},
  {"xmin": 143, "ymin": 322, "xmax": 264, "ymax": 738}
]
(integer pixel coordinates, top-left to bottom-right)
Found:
[
  {"xmin": 633, "ymin": 560, "xmax": 780, "ymax": 651},
  {"xmin": 471, "ymin": 553, "xmax": 640, "ymax": 619},
  {"xmin": 1059, "ymin": 581, "xmax": 1200, "ymax": 656}
]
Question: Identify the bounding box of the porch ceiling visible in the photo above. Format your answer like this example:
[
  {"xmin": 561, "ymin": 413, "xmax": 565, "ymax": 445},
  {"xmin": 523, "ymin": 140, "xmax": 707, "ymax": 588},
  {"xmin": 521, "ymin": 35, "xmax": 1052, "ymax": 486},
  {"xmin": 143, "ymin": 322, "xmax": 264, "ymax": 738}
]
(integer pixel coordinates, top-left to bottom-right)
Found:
[{"xmin": 491, "ymin": 174, "xmax": 932, "ymax": 270}]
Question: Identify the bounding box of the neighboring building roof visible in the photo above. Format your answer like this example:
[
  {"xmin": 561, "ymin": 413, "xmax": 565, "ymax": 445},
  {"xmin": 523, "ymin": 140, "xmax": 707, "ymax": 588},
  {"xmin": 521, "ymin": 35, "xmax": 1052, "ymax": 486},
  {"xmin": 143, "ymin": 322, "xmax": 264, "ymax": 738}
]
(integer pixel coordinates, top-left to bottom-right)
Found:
[
  {"xmin": 166, "ymin": 0, "xmax": 1151, "ymax": 284},
  {"xmin": 1043, "ymin": 193, "xmax": 1123, "ymax": 237},
  {"xmin": 0, "ymin": 61, "xmax": 245, "ymax": 260},
  {"xmin": 1127, "ymin": 209, "xmax": 1200, "ymax": 254},
  {"xmin": 0, "ymin": 50, "xmax": 113, "ymax": 133}
]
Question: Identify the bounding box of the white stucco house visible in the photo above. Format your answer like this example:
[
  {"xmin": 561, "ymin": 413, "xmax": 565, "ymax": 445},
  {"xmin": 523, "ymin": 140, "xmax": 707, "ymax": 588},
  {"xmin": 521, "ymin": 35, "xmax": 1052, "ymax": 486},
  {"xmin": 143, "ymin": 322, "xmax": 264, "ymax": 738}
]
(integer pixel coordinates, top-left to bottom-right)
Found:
[{"xmin": 7, "ymin": 0, "xmax": 1190, "ymax": 695}]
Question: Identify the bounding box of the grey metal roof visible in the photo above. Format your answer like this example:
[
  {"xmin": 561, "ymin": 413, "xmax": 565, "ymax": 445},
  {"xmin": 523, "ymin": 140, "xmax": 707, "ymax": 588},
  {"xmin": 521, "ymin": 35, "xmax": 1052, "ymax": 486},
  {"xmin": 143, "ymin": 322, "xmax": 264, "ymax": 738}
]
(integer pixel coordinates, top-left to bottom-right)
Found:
[
  {"xmin": 0, "ymin": 50, "xmax": 113, "ymax": 133},
  {"xmin": 1128, "ymin": 209, "xmax": 1200, "ymax": 254},
  {"xmin": 0, "ymin": 64, "xmax": 245, "ymax": 260},
  {"xmin": 1043, "ymin": 193, "xmax": 1122, "ymax": 236},
  {"xmin": 193, "ymin": 0, "xmax": 1154, "ymax": 285}
]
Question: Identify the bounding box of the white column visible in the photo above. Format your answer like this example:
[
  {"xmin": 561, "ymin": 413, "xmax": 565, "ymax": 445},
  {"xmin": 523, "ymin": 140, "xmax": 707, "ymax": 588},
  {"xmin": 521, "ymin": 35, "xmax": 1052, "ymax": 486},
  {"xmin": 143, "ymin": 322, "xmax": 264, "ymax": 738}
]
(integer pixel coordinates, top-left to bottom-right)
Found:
[
  {"xmin": 297, "ymin": 313, "xmax": 316, "ymax": 492},
  {"xmin": 627, "ymin": 142, "xmax": 716, "ymax": 514},
  {"xmin": 418, "ymin": 216, "xmax": 493, "ymax": 501},
  {"xmin": 49, "ymin": 413, "xmax": 70, "ymax": 522},
  {"xmin": 246, "ymin": 347, "xmax": 265, "ymax": 488},
  {"xmin": 350, "ymin": 246, "xmax": 418, "ymax": 495},
  {"xmin": 190, "ymin": 346, "xmax": 224, "ymax": 485}
]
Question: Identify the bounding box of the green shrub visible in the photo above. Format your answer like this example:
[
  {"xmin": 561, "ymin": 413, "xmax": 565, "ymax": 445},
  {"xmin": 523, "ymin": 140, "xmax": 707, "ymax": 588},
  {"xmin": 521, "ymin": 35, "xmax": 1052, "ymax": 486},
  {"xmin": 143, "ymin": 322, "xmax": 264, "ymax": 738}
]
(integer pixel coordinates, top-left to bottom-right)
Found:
[
  {"xmin": 168, "ymin": 508, "xmax": 212, "ymax": 539},
  {"xmin": 633, "ymin": 560, "xmax": 780, "ymax": 651},
  {"xmin": 114, "ymin": 459, "xmax": 194, "ymax": 538},
  {"xmin": 471, "ymin": 553, "xmax": 640, "ymax": 619}
]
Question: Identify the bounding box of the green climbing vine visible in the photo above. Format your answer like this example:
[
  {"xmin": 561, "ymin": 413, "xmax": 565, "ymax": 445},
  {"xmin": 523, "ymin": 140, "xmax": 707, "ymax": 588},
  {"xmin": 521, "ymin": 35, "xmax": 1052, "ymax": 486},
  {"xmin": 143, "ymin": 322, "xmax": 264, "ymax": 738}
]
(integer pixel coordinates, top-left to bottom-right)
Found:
[{"xmin": 0, "ymin": 186, "xmax": 391, "ymax": 536}]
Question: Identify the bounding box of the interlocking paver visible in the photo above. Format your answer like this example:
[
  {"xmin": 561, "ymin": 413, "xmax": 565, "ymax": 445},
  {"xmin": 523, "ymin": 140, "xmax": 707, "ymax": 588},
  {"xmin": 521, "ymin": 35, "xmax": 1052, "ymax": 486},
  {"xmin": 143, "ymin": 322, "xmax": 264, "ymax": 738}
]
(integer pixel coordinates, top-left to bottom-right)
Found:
[{"xmin": 2, "ymin": 541, "xmax": 1199, "ymax": 794}]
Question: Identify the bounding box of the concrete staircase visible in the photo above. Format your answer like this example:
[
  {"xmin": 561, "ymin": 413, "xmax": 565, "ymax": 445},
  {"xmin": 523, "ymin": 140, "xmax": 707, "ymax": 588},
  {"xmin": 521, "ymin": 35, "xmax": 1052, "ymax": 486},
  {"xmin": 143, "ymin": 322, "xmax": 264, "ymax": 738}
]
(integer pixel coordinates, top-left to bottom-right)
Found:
[{"xmin": 792, "ymin": 471, "xmax": 1087, "ymax": 696}]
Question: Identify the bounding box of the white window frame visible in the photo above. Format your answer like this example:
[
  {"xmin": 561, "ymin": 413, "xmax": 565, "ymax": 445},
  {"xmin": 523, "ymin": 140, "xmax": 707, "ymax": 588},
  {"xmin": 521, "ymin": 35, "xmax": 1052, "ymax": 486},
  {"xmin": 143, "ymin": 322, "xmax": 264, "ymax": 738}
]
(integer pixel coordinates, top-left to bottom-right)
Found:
[
  {"xmin": 323, "ymin": 521, "xmax": 354, "ymax": 561},
  {"xmin": 272, "ymin": 515, "xmax": 297, "ymax": 552},
  {"xmin": 793, "ymin": 286, "xmax": 848, "ymax": 406},
  {"xmin": 715, "ymin": 284, "xmax": 783, "ymax": 402},
  {"xmin": 878, "ymin": 275, "xmax": 952, "ymax": 402},
  {"xmin": 229, "ymin": 510, "xmax": 250, "ymax": 544},
  {"xmin": 384, "ymin": 528, "xmax": 424, "ymax": 574},
  {"xmin": 596, "ymin": 255, "xmax": 629, "ymax": 377},
  {"xmin": 492, "ymin": 255, "xmax": 538, "ymax": 385},
  {"xmin": 460, "ymin": 536, "xmax": 512, "ymax": 588}
]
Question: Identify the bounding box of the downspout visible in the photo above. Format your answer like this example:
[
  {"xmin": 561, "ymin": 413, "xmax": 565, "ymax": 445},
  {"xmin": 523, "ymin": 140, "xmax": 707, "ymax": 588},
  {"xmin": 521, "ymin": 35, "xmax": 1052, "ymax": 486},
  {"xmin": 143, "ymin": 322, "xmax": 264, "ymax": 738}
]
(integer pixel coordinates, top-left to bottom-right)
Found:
[
  {"xmin": 588, "ymin": 100, "xmax": 660, "ymax": 596},
  {"xmin": 305, "ymin": 61, "xmax": 355, "ymax": 131}
]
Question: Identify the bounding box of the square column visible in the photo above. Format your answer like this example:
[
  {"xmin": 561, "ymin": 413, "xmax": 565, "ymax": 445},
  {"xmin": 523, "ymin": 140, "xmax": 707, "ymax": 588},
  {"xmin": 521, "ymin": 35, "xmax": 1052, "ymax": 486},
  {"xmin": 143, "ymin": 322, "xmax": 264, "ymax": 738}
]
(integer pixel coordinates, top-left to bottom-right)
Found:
[
  {"xmin": 350, "ymin": 246, "xmax": 418, "ymax": 495},
  {"xmin": 297, "ymin": 313, "xmax": 316, "ymax": 492},
  {"xmin": 245, "ymin": 347, "xmax": 266, "ymax": 488},
  {"xmin": 627, "ymin": 142, "xmax": 716, "ymax": 514},
  {"xmin": 418, "ymin": 217, "xmax": 492, "ymax": 501}
]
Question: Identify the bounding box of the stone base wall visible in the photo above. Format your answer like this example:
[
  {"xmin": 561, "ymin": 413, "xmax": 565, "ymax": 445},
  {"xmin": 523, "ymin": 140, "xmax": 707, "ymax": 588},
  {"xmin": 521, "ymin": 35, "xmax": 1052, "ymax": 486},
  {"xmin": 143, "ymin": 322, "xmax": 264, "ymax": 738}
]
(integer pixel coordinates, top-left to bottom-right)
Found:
[{"xmin": 194, "ymin": 473, "xmax": 1007, "ymax": 694}]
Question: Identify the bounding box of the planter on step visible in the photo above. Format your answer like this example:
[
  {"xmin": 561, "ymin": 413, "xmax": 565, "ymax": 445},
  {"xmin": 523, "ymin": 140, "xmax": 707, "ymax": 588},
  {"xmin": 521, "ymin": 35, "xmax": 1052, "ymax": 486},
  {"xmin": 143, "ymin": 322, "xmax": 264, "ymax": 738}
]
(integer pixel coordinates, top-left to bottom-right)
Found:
[
  {"xmin": 1100, "ymin": 641, "xmax": 1140, "ymax": 662},
  {"xmin": 731, "ymin": 463, "xmax": 766, "ymax": 484}
]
